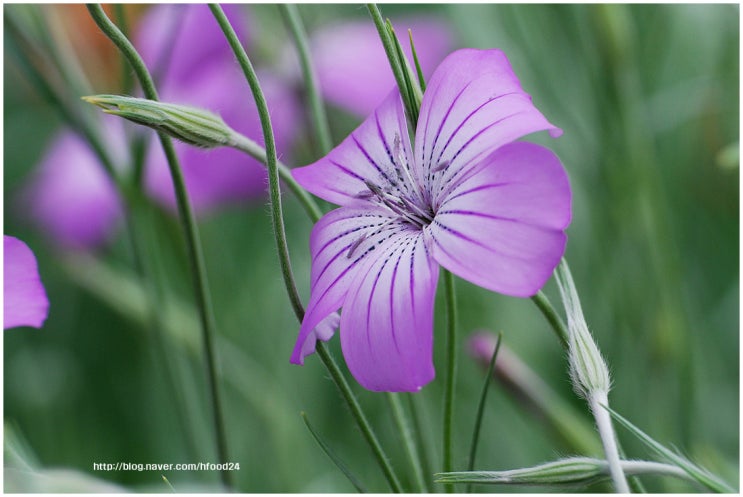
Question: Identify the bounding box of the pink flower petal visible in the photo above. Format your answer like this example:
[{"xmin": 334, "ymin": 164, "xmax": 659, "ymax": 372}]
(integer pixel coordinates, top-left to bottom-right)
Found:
[
  {"xmin": 428, "ymin": 142, "xmax": 571, "ymax": 297},
  {"xmin": 310, "ymin": 17, "xmax": 454, "ymax": 116},
  {"xmin": 340, "ymin": 231, "xmax": 438, "ymax": 392},
  {"xmin": 4, "ymin": 236, "xmax": 49, "ymax": 329},
  {"xmin": 415, "ymin": 49, "xmax": 562, "ymax": 208},
  {"xmin": 291, "ymin": 206, "xmax": 394, "ymax": 364},
  {"xmin": 292, "ymin": 90, "xmax": 415, "ymax": 207}
]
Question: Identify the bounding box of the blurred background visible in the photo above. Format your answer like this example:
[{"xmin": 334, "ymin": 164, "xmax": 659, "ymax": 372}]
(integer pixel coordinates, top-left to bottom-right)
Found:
[{"xmin": 4, "ymin": 3, "xmax": 738, "ymax": 493}]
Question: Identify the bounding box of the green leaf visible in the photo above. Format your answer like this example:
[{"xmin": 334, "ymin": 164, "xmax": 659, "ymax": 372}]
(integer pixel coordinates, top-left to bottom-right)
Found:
[
  {"xmin": 466, "ymin": 332, "xmax": 502, "ymax": 494},
  {"xmin": 604, "ymin": 405, "xmax": 736, "ymax": 493},
  {"xmin": 300, "ymin": 412, "xmax": 367, "ymax": 493}
]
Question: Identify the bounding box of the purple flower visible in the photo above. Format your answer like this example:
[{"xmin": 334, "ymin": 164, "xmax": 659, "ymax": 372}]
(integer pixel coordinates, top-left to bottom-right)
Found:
[
  {"xmin": 20, "ymin": 122, "xmax": 124, "ymax": 250},
  {"xmin": 4, "ymin": 236, "xmax": 49, "ymax": 329},
  {"xmin": 290, "ymin": 49, "xmax": 572, "ymax": 392},
  {"xmin": 138, "ymin": 4, "xmax": 302, "ymax": 213},
  {"xmin": 308, "ymin": 17, "xmax": 455, "ymax": 117}
]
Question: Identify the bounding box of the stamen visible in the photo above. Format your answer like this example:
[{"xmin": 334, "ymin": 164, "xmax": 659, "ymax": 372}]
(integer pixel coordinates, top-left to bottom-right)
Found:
[
  {"xmin": 362, "ymin": 178, "xmax": 434, "ymax": 230},
  {"xmin": 393, "ymin": 133, "xmax": 427, "ymax": 206},
  {"xmin": 346, "ymin": 232, "xmax": 368, "ymax": 258},
  {"xmin": 346, "ymin": 217, "xmax": 396, "ymax": 258},
  {"xmin": 432, "ymin": 159, "xmax": 450, "ymax": 173}
]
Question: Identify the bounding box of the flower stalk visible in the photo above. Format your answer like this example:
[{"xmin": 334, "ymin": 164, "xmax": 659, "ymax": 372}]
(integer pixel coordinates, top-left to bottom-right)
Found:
[
  {"xmin": 555, "ymin": 260, "xmax": 629, "ymax": 493},
  {"xmin": 209, "ymin": 5, "xmax": 403, "ymax": 492},
  {"xmin": 207, "ymin": 2, "xmax": 304, "ymax": 340},
  {"xmin": 442, "ymin": 269, "xmax": 458, "ymax": 493},
  {"xmin": 82, "ymin": 93, "xmax": 323, "ymax": 223},
  {"xmin": 86, "ymin": 5, "xmax": 231, "ymax": 489}
]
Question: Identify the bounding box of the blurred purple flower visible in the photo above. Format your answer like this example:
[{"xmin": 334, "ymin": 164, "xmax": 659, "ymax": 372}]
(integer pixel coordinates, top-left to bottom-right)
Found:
[
  {"xmin": 21, "ymin": 122, "xmax": 124, "ymax": 250},
  {"xmin": 309, "ymin": 17, "xmax": 455, "ymax": 117},
  {"xmin": 138, "ymin": 4, "xmax": 302, "ymax": 213},
  {"xmin": 23, "ymin": 5, "xmax": 301, "ymax": 248},
  {"xmin": 4, "ymin": 236, "xmax": 49, "ymax": 329},
  {"xmin": 290, "ymin": 49, "xmax": 571, "ymax": 392}
]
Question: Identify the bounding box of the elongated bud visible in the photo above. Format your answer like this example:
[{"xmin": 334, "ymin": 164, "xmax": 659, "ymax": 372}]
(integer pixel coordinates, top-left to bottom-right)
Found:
[
  {"xmin": 82, "ymin": 95, "xmax": 235, "ymax": 149},
  {"xmin": 435, "ymin": 457, "xmax": 692, "ymax": 487},
  {"xmin": 554, "ymin": 260, "xmax": 611, "ymax": 399},
  {"xmin": 436, "ymin": 457, "xmax": 607, "ymax": 486}
]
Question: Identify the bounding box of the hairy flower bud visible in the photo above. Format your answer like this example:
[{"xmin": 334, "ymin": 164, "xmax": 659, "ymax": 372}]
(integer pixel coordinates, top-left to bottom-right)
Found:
[
  {"xmin": 555, "ymin": 260, "xmax": 611, "ymax": 399},
  {"xmin": 82, "ymin": 95, "xmax": 235, "ymax": 149}
]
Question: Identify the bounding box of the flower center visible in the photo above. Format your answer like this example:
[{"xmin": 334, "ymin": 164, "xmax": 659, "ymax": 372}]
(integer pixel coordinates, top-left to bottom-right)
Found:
[{"xmin": 363, "ymin": 180, "xmax": 434, "ymax": 229}]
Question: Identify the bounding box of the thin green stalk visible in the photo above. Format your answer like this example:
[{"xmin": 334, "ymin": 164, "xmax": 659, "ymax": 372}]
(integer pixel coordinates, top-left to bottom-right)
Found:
[
  {"xmin": 11, "ymin": 7, "xmax": 196, "ymax": 463},
  {"xmin": 111, "ymin": 2, "xmax": 149, "ymax": 189},
  {"xmin": 316, "ymin": 344, "xmax": 403, "ymax": 493},
  {"xmin": 113, "ymin": 4, "xmax": 134, "ymax": 95},
  {"xmin": 86, "ymin": 5, "xmax": 231, "ymax": 489},
  {"xmin": 278, "ymin": 4, "xmax": 333, "ymax": 155},
  {"xmin": 442, "ymin": 269, "xmax": 458, "ymax": 493},
  {"xmin": 208, "ymin": 3, "xmax": 304, "ymax": 323},
  {"xmin": 531, "ymin": 290, "xmax": 569, "ymax": 348},
  {"xmin": 408, "ymin": 30, "xmax": 427, "ymax": 92},
  {"xmin": 387, "ymin": 393, "xmax": 427, "ymax": 492},
  {"xmin": 301, "ymin": 412, "xmax": 368, "ymax": 493},
  {"xmin": 475, "ymin": 343, "xmax": 603, "ymax": 456},
  {"xmin": 209, "ymin": 6, "xmax": 402, "ymax": 492},
  {"xmin": 406, "ymin": 394, "xmax": 437, "ymax": 493},
  {"xmin": 228, "ymin": 134, "xmax": 323, "ymax": 222},
  {"xmin": 367, "ymin": 4, "xmax": 417, "ymax": 124},
  {"xmin": 466, "ymin": 333, "xmax": 502, "ymax": 493}
]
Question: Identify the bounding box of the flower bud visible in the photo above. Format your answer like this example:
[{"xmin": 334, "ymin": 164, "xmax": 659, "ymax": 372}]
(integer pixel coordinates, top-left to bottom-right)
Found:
[
  {"xmin": 436, "ymin": 457, "xmax": 607, "ymax": 486},
  {"xmin": 82, "ymin": 95, "xmax": 234, "ymax": 149},
  {"xmin": 555, "ymin": 260, "xmax": 611, "ymax": 399}
]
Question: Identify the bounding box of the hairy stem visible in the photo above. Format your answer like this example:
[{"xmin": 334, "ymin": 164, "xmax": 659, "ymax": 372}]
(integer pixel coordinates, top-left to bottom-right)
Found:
[
  {"xmin": 208, "ymin": 3, "xmax": 304, "ymax": 325},
  {"xmin": 387, "ymin": 393, "xmax": 427, "ymax": 492},
  {"xmin": 531, "ymin": 290, "xmax": 569, "ymax": 348},
  {"xmin": 442, "ymin": 269, "xmax": 458, "ymax": 493},
  {"xmin": 209, "ymin": 5, "xmax": 402, "ymax": 492},
  {"xmin": 86, "ymin": 5, "xmax": 231, "ymax": 489},
  {"xmin": 228, "ymin": 134, "xmax": 323, "ymax": 223},
  {"xmin": 590, "ymin": 392, "xmax": 630, "ymax": 493}
]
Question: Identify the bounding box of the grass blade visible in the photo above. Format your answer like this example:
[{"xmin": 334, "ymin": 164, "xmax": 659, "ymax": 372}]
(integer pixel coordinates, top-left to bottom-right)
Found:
[{"xmin": 301, "ymin": 412, "xmax": 367, "ymax": 493}]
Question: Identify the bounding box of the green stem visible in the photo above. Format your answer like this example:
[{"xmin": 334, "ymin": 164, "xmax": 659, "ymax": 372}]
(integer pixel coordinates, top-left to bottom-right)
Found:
[
  {"xmin": 531, "ymin": 290, "xmax": 569, "ymax": 348},
  {"xmin": 442, "ymin": 269, "xmax": 458, "ymax": 493},
  {"xmin": 86, "ymin": 5, "xmax": 231, "ymax": 489},
  {"xmin": 209, "ymin": 6, "xmax": 402, "ymax": 491},
  {"xmin": 113, "ymin": 4, "xmax": 134, "ymax": 95},
  {"xmin": 406, "ymin": 394, "xmax": 436, "ymax": 493},
  {"xmin": 316, "ymin": 344, "xmax": 404, "ymax": 493},
  {"xmin": 477, "ymin": 343, "xmax": 603, "ymax": 456},
  {"xmin": 208, "ymin": 3, "xmax": 305, "ymax": 323},
  {"xmin": 366, "ymin": 4, "xmax": 416, "ymax": 123},
  {"xmin": 300, "ymin": 412, "xmax": 368, "ymax": 493},
  {"xmin": 278, "ymin": 4, "xmax": 333, "ymax": 155},
  {"xmin": 228, "ymin": 134, "xmax": 323, "ymax": 223},
  {"xmin": 466, "ymin": 333, "xmax": 502, "ymax": 493},
  {"xmin": 387, "ymin": 393, "xmax": 427, "ymax": 492}
]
